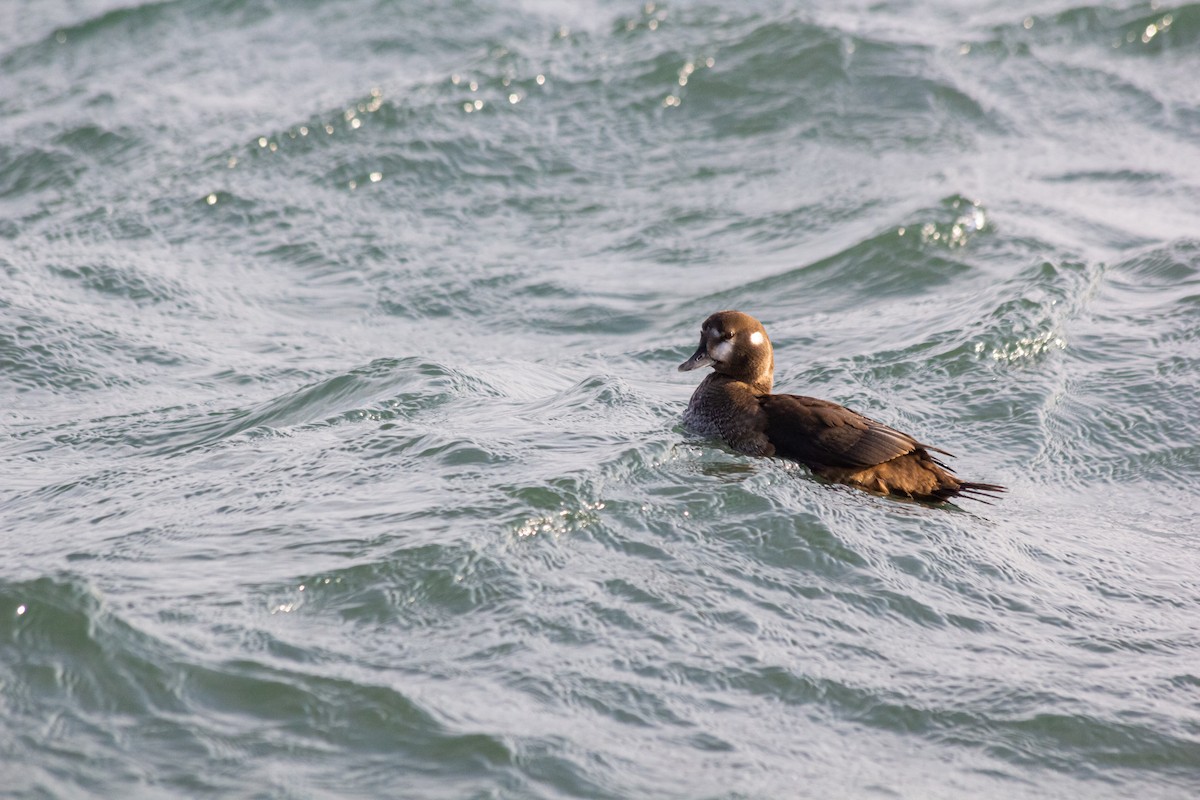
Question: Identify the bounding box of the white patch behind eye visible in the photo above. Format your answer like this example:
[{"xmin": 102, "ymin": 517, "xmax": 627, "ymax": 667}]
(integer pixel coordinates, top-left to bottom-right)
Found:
[{"xmin": 749, "ymin": 330, "xmax": 764, "ymax": 345}]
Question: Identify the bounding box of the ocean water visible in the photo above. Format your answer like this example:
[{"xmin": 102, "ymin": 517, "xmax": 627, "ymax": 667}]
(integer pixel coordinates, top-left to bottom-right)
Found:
[{"xmin": 3, "ymin": 0, "xmax": 1200, "ymax": 797}]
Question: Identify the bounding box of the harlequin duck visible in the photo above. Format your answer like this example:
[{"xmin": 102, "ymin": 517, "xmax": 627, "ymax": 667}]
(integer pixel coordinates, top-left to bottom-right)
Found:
[{"xmin": 678, "ymin": 311, "xmax": 1004, "ymax": 503}]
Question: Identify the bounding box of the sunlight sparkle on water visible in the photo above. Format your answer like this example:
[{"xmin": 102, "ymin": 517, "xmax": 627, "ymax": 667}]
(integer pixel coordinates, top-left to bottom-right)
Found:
[
  {"xmin": 660, "ymin": 57, "xmax": 714, "ymax": 108},
  {"xmin": 515, "ymin": 501, "xmax": 605, "ymax": 538},
  {"xmin": 1137, "ymin": 16, "xmax": 1173, "ymax": 44},
  {"xmin": 980, "ymin": 329, "xmax": 1066, "ymax": 364}
]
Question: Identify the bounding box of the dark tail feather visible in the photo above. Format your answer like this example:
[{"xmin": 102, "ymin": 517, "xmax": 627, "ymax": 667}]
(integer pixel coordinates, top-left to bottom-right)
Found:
[{"xmin": 951, "ymin": 481, "xmax": 1006, "ymax": 504}]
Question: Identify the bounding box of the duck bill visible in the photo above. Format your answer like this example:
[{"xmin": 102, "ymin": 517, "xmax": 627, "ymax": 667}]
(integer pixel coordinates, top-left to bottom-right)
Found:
[{"xmin": 678, "ymin": 342, "xmax": 714, "ymax": 372}]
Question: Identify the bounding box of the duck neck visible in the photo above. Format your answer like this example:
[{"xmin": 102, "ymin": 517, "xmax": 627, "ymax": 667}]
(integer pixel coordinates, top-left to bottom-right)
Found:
[{"xmin": 709, "ymin": 369, "xmax": 772, "ymax": 395}]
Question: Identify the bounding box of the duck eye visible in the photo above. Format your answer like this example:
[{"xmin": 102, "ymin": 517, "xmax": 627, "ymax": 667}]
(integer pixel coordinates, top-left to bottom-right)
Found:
[{"xmin": 721, "ymin": 331, "xmax": 734, "ymax": 341}]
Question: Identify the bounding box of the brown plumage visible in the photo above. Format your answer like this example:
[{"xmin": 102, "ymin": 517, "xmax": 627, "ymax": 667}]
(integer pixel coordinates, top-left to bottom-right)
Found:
[{"xmin": 678, "ymin": 311, "xmax": 1005, "ymax": 504}]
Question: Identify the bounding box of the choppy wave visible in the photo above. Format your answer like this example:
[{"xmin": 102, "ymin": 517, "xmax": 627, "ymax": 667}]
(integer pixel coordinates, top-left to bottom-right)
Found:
[{"xmin": 4, "ymin": 0, "xmax": 1200, "ymax": 797}]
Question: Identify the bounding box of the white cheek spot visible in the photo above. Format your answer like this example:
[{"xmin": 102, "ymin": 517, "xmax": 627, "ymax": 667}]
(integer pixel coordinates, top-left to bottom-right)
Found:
[
  {"xmin": 711, "ymin": 340, "xmax": 734, "ymax": 362},
  {"xmin": 749, "ymin": 330, "xmax": 764, "ymax": 346}
]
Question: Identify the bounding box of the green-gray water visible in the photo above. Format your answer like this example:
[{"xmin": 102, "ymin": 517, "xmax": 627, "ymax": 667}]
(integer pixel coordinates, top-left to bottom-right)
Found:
[{"xmin": 3, "ymin": 1, "xmax": 1199, "ymax": 797}]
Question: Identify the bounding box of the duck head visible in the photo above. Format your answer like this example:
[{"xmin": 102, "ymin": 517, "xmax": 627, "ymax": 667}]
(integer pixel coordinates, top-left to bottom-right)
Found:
[{"xmin": 678, "ymin": 310, "xmax": 774, "ymax": 390}]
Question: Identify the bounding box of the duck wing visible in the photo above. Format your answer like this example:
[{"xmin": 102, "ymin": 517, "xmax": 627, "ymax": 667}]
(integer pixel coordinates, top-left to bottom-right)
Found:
[{"xmin": 758, "ymin": 394, "xmax": 948, "ymax": 470}]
